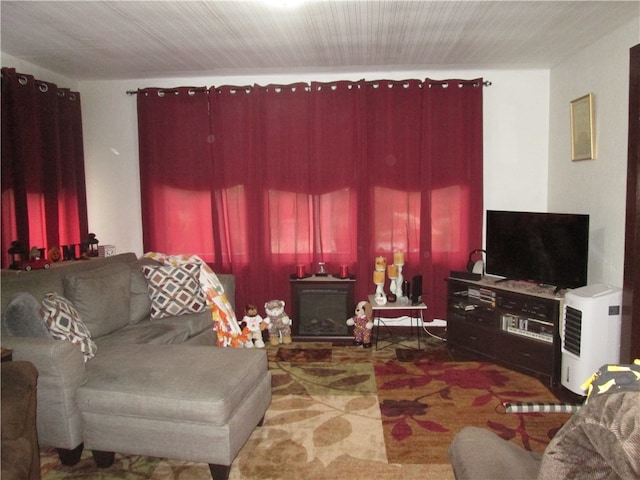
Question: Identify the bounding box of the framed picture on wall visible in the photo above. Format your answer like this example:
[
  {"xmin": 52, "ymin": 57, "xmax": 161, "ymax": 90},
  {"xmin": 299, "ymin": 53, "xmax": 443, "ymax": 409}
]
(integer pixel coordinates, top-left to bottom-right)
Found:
[{"xmin": 570, "ymin": 93, "xmax": 595, "ymax": 161}]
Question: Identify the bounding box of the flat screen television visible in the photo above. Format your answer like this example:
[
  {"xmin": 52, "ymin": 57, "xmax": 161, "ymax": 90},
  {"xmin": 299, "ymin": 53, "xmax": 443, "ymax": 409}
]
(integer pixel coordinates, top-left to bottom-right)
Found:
[{"xmin": 485, "ymin": 210, "xmax": 589, "ymax": 289}]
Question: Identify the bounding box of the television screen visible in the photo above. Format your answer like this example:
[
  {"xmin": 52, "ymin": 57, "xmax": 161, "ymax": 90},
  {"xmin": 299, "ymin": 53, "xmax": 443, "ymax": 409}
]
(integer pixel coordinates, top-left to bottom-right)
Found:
[{"xmin": 485, "ymin": 210, "xmax": 589, "ymax": 289}]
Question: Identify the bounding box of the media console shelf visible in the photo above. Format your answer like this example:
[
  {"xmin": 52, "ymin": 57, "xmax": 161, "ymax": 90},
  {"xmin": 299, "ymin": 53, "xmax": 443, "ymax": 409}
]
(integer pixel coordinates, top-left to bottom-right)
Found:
[{"xmin": 447, "ymin": 277, "xmax": 564, "ymax": 386}]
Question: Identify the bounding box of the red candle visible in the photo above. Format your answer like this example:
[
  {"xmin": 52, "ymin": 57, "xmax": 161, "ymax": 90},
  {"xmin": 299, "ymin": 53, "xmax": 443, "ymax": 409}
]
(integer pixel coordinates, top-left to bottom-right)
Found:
[
  {"xmin": 296, "ymin": 264, "xmax": 306, "ymax": 278},
  {"xmin": 339, "ymin": 265, "xmax": 349, "ymax": 278}
]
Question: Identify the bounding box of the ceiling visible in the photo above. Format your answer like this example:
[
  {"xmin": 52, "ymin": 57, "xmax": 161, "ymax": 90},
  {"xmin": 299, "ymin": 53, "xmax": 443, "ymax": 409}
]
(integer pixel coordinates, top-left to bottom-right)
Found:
[{"xmin": 1, "ymin": 1, "xmax": 638, "ymax": 81}]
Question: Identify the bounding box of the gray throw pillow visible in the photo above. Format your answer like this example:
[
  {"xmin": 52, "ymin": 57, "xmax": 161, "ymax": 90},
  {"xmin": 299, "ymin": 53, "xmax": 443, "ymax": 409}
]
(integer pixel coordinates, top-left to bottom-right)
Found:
[
  {"xmin": 63, "ymin": 263, "xmax": 131, "ymax": 339},
  {"xmin": 3, "ymin": 292, "xmax": 53, "ymax": 338}
]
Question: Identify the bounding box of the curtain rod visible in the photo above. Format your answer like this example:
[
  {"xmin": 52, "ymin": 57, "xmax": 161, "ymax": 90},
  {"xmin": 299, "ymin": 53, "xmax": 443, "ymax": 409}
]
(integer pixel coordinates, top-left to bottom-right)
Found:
[{"xmin": 126, "ymin": 79, "xmax": 492, "ymax": 95}]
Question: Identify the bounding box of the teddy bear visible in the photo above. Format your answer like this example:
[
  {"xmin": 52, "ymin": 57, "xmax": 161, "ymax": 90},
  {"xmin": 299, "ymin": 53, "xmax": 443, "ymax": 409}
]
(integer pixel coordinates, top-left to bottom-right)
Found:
[
  {"xmin": 241, "ymin": 304, "xmax": 269, "ymax": 348},
  {"xmin": 264, "ymin": 299, "xmax": 292, "ymax": 346},
  {"xmin": 346, "ymin": 300, "xmax": 374, "ymax": 348}
]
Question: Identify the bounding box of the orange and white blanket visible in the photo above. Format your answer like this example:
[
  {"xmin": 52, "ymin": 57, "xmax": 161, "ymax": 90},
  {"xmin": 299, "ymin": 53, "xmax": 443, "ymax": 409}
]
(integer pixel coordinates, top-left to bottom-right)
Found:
[{"xmin": 143, "ymin": 252, "xmax": 249, "ymax": 347}]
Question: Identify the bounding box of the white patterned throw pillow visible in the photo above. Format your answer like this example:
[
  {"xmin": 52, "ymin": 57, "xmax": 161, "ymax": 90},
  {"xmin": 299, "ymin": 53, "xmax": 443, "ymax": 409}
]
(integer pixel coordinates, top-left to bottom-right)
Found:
[
  {"xmin": 40, "ymin": 292, "xmax": 97, "ymax": 361},
  {"xmin": 141, "ymin": 263, "xmax": 207, "ymax": 319}
]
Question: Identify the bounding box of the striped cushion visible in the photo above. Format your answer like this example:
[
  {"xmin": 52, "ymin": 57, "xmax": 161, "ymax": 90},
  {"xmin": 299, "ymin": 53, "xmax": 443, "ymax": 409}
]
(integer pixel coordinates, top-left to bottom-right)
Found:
[{"xmin": 142, "ymin": 263, "xmax": 207, "ymax": 319}]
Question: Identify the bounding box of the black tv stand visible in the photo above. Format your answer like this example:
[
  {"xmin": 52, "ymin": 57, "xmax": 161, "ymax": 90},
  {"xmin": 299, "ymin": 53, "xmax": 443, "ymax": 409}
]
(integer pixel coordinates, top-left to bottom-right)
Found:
[{"xmin": 446, "ymin": 276, "xmax": 563, "ymax": 387}]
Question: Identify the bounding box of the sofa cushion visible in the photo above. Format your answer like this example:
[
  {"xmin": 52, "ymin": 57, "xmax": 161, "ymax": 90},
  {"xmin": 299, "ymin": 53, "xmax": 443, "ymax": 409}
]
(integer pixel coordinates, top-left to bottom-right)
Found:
[
  {"xmin": 0, "ymin": 252, "xmax": 138, "ymax": 314},
  {"xmin": 129, "ymin": 267, "xmax": 152, "ymax": 324},
  {"xmin": 152, "ymin": 310, "xmax": 213, "ymax": 337},
  {"xmin": 78, "ymin": 344, "xmax": 269, "ymax": 426},
  {"xmin": 3, "ymin": 292, "xmax": 52, "ymax": 338},
  {"xmin": 41, "ymin": 293, "xmax": 97, "ymax": 361},
  {"xmin": 93, "ymin": 321, "xmax": 190, "ymax": 347},
  {"xmin": 142, "ymin": 263, "xmax": 207, "ymax": 319},
  {"xmin": 63, "ymin": 263, "xmax": 132, "ymax": 339}
]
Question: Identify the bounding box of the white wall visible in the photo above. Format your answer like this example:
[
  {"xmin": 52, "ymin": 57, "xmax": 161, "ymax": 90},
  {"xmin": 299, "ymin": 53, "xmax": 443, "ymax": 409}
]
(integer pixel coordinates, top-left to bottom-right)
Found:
[
  {"xmin": 74, "ymin": 69, "xmax": 551, "ymax": 256},
  {"xmin": 549, "ymin": 19, "xmax": 639, "ymax": 288},
  {"xmin": 10, "ymin": 23, "xmax": 636, "ymax": 290}
]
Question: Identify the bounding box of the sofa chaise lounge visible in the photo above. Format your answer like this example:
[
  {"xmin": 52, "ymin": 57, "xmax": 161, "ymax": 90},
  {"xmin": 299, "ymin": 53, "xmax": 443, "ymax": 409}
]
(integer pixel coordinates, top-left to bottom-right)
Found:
[{"xmin": 1, "ymin": 252, "xmax": 271, "ymax": 479}]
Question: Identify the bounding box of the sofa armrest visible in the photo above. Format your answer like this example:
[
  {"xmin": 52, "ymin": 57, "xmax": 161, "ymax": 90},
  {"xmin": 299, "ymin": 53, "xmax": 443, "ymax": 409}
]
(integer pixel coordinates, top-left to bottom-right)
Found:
[
  {"xmin": 449, "ymin": 426, "xmax": 542, "ymax": 480},
  {"xmin": 1, "ymin": 337, "xmax": 86, "ymax": 448}
]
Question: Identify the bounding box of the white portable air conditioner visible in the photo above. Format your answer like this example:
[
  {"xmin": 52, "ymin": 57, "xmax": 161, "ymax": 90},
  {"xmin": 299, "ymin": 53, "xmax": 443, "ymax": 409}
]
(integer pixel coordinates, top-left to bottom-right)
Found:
[{"xmin": 561, "ymin": 284, "xmax": 622, "ymax": 395}]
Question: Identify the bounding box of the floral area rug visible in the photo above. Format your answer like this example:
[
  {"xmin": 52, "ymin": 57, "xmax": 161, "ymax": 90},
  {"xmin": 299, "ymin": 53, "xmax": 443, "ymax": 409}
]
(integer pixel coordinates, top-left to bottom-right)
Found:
[
  {"xmin": 376, "ymin": 359, "xmax": 570, "ymax": 465},
  {"xmin": 40, "ymin": 337, "xmax": 570, "ymax": 479}
]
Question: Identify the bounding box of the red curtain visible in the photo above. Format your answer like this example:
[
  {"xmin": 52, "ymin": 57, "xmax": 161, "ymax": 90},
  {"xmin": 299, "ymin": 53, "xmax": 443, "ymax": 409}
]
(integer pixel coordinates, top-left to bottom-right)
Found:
[
  {"xmin": 137, "ymin": 87, "xmax": 216, "ymax": 260},
  {"xmin": 421, "ymin": 79, "xmax": 484, "ymax": 318},
  {"xmin": 360, "ymin": 80, "xmax": 424, "ymax": 300},
  {"xmin": 137, "ymin": 78, "xmax": 483, "ymax": 320},
  {"xmin": 1, "ymin": 68, "xmax": 88, "ymax": 268}
]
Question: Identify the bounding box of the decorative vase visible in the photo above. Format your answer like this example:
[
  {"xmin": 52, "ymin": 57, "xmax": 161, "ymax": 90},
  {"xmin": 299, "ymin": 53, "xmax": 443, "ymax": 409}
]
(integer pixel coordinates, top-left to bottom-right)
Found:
[{"xmin": 395, "ymin": 263, "xmax": 404, "ymax": 298}]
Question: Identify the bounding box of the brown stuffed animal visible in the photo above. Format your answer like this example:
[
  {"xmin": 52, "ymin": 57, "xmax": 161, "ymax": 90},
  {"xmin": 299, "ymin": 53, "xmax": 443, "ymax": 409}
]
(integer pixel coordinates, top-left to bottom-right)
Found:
[{"xmin": 242, "ymin": 304, "xmax": 269, "ymax": 348}]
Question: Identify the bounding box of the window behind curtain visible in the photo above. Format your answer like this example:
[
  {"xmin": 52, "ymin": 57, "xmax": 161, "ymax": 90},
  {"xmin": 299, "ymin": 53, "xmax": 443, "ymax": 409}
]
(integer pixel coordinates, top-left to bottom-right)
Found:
[{"xmin": 1, "ymin": 68, "xmax": 88, "ymax": 268}]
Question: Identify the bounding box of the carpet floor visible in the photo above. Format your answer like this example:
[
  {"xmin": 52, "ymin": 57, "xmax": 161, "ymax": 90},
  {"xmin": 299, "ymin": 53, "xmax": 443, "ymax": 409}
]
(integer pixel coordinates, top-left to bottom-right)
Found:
[{"xmin": 39, "ymin": 335, "xmax": 572, "ymax": 479}]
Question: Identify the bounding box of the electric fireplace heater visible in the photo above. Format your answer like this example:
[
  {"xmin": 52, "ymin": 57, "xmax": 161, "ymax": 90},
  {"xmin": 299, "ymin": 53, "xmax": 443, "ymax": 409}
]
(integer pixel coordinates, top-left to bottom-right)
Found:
[{"xmin": 290, "ymin": 279, "xmax": 355, "ymax": 341}]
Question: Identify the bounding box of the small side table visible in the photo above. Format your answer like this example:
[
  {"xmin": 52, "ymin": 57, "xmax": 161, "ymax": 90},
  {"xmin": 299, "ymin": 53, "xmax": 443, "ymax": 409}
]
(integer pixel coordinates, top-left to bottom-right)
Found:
[{"xmin": 368, "ymin": 295, "xmax": 428, "ymax": 350}]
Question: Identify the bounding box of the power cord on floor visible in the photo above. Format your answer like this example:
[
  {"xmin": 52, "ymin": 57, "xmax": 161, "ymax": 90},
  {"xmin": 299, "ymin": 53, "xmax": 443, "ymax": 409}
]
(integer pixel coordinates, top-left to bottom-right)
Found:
[{"xmin": 422, "ymin": 322, "xmax": 447, "ymax": 342}]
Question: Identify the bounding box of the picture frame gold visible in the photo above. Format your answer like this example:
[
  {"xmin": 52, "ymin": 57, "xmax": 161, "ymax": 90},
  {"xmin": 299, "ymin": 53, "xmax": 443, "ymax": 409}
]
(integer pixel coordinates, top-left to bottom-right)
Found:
[{"xmin": 570, "ymin": 93, "xmax": 595, "ymax": 161}]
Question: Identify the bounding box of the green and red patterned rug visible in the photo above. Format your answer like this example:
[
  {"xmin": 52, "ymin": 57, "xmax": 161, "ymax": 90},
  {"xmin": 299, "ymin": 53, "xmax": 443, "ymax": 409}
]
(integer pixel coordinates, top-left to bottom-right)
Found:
[{"xmin": 40, "ymin": 337, "xmax": 571, "ymax": 479}]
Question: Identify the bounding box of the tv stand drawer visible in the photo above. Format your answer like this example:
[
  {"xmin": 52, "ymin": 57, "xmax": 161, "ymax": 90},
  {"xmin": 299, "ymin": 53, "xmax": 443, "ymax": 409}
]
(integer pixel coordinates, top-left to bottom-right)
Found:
[
  {"xmin": 449, "ymin": 322, "xmax": 495, "ymax": 357},
  {"xmin": 496, "ymin": 332, "xmax": 554, "ymax": 374}
]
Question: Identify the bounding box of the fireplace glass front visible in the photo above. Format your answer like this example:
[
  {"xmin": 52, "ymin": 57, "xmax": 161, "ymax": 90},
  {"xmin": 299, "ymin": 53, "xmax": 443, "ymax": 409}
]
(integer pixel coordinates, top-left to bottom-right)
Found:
[{"xmin": 291, "ymin": 279, "xmax": 355, "ymax": 340}]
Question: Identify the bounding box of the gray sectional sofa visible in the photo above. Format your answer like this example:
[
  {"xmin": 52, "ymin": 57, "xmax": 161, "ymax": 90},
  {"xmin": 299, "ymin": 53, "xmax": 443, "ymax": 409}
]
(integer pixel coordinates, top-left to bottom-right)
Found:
[{"xmin": 1, "ymin": 252, "xmax": 272, "ymax": 479}]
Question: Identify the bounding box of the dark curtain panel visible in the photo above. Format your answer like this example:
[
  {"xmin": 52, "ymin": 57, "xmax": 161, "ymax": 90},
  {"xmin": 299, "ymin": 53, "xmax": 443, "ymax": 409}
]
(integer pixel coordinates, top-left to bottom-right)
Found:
[
  {"xmin": 359, "ymin": 79, "xmax": 424, "ymax": 304},
  {"xmin": 209, "ymin": 85, "xmax": 266, "ymax": 310},
  {"xmin": 422, "ymin": 79, "xmax": 485, "ymax": 318},
  {"xmin": 259, "ymin": 83, "xmax": 314, "ymax": 303},
  {"xmin": 56, "ymin": 88, "xmax": 89, "ymax": 246},
  {"xmin": 137, "ymin": 78, "xmax": 483, "ymax": 319},
  {"xmin": 1, "ymin": 68, "xmax": 88, "ymax": 268},
  {"xmin": 310, "ymin": 80, "xmax": 363, "ymax": 269},
  {"xmin": 137, "ymin": 87, "xmax": 215, "ymax": 260}
]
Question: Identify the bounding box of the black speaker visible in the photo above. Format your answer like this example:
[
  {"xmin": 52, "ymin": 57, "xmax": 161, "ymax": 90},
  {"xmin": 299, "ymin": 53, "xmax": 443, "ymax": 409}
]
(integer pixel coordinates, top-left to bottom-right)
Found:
[
  {"xmin": 402, "ymin": 280, "xmax": 410, "ymax": 298},
  {"xmin": 411, "ymin": 275, "xmax": 423, "ymax": 305}
]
